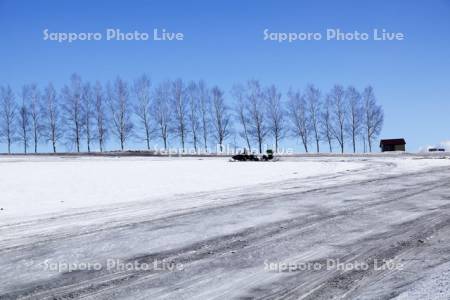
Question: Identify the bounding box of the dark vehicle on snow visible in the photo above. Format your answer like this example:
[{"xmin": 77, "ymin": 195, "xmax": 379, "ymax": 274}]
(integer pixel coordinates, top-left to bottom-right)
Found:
[{"xmin": 232, "ymin": 149, "xmax": 275, "ymax": 162}]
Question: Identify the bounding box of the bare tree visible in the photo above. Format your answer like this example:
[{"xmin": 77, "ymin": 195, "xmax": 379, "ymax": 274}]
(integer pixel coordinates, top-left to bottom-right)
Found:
[
  {"xmin": 361, "ymin": 133, "xmax": 367, "ymax": 153},
  {"xmin": 288, "ymin": 89, "xmax": 310, "ymax": 152},
  {"xmin": 362, "ymin": 86, "xmax": 384, "ymax": 152},
  {"xmin": 171, "ymin": 79, "xmax": 188, "ymax": 152},
  {"xmin": 94, "ymin": 82, "xmax": 108, "ymax": 152},
  {"xmin": 247, "ymin": 80, "xmax": 268, "ymax": 153},
  {"xmin": 198, "ymin": 80, "xmax": 210, "ymax": 152},
  {"xmin": 133, "ymin": 75, "xmax": 152, "ymax": 150},
  {"xmin": 43, "ymin": 83, "xmax": 62, "ymax": 153},
  {"xmin": 232, "ymin": 84, "xmax": 252, "ymax": 152},
  {"xmin": 187, "ymin": 81, "xmax": 201, "ymax": 152},
  {"xmin": 321, "ymin": 96, "xmax": 334, "ymax": 152},
  {"xmin": 305, "ymin": 84, "xmax": 321, "ymax": 152},
  {"xmin": 211, "ymin": 86, "xmax": 231, "ymax": 152},
  {"xmin": 19, "ymin": 86, "xmax": 32, "ymax": 153},
  {"xmin": 154, "ymin": 81, "xmax": 172, "ymax": 150},
  {"xmin": 26, "ymin": 84, "xmax": 43, "ymax": 153},
  {"xmin": 265, "ymin": 85, "xmax": 285, "ymax": 152},
  {"xmin": 329, "ymin": 85, "xmax": 346, "ymax": 153},
  {"xmin": 81, "ymin": 83, "xmax": 95, "ymax": 152},
  {"xmin": 62, "ymin": 73, "xmax": 83, "ymax": 152},
  {"xmin": 345, "ymin": 86, "xmax": 363, "ymax": 153},
  {"xmin": 0, "ymin": 86, "xmax": 17, "ymax": 154},
  {"xmin": 107, "ymin": 77, "xmax": 133, "ymax": 151}
]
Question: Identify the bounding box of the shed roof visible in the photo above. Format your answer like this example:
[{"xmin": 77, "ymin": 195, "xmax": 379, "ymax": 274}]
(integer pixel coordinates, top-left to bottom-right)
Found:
[{"xmin": 380, "ymin": 139, "xmax": 406, "ymax": 146}]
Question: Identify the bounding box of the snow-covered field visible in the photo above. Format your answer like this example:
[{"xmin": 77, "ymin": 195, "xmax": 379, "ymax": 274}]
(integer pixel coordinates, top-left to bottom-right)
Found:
[
  {"xmin": 0, "ymin": 156, "xmax": 362, "ymax": 222},
  {"xmin": 1, "ymin": 154, "xmax": 450, "ymax": 299}
]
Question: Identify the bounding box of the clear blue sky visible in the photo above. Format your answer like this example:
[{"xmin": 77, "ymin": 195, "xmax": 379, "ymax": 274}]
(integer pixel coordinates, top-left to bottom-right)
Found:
[{"xmin": 0, "ymin": 0, "xmax": 449, "ymax": 153}]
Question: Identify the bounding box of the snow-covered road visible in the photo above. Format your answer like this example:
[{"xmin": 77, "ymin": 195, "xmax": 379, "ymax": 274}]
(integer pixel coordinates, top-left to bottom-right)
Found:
[{"xmin": 1, "ymin": 155, "xmax": 450, "ymax": 299}]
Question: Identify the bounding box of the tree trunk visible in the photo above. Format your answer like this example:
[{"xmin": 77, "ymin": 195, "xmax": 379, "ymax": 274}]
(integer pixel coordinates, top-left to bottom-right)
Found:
[
  {"xmin": 181, "ymin": 132, "xmax": 185, "ymax": 152},
  {"xmin": 76, "ymin": 130, "xmax": 80, "ymax": 152},
  {"xmin": 202, "ymin": 126, "xmax": 208, "ymax": 152},
  {"xmin": 352, "ymin": 130, "xmax": 356, "ymax": 153},
  {"xmin": 23, "ymin": 128, "xmax": 27, "ymax": 154},
  {"xmin": 362, "ymin": 136, "xmax": 366, "ymax": 153},
  {"xmin": 146, "ymin": 128, "xmax": 150, "ymax": 150},
  {"xmin": 193, "ymin": 136, "xmax": 197, "ymax": 153},
  {"xmin": 34, "ymin": 127, "xmax": 38, "ymax": 153},
  {"xmin": 302, "ymin": 139, "xmax": 308, "ymax": 153}
]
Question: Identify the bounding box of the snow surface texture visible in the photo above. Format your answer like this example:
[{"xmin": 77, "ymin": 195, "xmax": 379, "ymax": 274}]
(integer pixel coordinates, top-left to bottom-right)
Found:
[
  {"xmin": 1, "ymin": 154, "xmax": 450, "ymax": 299},
  {"xmin": 0, "ymin": 156, "xmax": 361, "ymax": 222}
]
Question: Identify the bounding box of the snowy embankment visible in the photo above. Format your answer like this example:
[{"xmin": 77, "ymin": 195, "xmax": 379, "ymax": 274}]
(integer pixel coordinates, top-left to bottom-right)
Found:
[{"xmin": 0, "ymin": 156, "xmax": 362, "ymax": 223}]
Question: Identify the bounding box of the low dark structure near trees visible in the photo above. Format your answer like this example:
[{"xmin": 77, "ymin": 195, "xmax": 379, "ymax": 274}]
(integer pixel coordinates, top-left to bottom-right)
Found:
[{"xmin": 380, "ymin": 139, "xmax": 406, "ymax": 152}]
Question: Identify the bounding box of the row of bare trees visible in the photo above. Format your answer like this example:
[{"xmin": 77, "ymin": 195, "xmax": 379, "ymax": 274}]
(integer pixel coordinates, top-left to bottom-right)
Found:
[
  {"xmin": 0, "ymin": 74, "xmax": 383, "ymax": 154},
  {"xmin": 232, "ymin": 81, "xmax": 383, "ymax": 153},
  {"xmin": 297, "ymin": 84, "xmax": 384, "ymax": 153}
]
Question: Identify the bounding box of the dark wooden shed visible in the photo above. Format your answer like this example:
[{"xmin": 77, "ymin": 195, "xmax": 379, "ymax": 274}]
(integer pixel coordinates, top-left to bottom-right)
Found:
[{"xmin": 380, "ymin": 139, "xmax": 406, "ymax": 152}]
